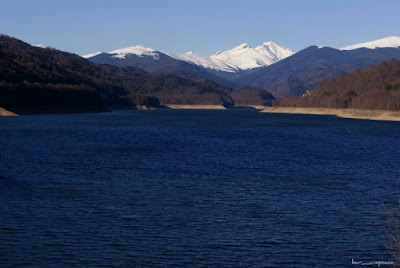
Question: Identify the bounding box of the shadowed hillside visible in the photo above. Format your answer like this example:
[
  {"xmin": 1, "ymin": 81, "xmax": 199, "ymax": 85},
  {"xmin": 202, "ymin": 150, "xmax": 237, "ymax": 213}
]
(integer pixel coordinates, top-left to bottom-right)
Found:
[
  {"xmin": 230, "ymin": 86, "xmax": 275, "ymax": 106},
  {"xmin": 0, "ymin": 35, "xmax": 145, "ymax": 112},
  {"xmin": 275, "ymin": 59, "xmax": 400, "ymax": 110}
]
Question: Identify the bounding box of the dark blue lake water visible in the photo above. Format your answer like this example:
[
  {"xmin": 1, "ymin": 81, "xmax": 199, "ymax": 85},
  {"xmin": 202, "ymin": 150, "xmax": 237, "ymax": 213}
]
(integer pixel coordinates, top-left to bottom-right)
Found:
[{"xmin": 1, "ymin": 110, "xmax": 400, "ymax": 267}]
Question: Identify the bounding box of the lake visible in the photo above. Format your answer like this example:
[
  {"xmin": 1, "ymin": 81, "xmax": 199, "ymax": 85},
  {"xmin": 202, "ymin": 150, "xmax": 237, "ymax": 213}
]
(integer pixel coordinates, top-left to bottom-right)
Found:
[{"xmin": 1, "ymin": 110, "xmax": 400, "ymax": 267}]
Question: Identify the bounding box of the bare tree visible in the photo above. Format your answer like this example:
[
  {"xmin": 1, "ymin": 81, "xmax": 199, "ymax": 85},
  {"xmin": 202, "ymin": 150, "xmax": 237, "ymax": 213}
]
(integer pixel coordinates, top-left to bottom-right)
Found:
[{"xmin": 384, "ymin": 201, "xmax": 400, "ymax": 267}]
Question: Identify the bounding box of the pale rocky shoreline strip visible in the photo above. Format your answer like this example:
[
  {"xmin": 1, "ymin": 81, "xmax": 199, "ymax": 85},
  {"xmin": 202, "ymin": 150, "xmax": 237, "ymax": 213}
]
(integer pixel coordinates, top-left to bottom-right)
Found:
[
  {"xmin": 2, "ymin": 105, "xmax": 400, "ymax": 122},
  {"xmin": 0, "ymin": 107, "xmax": 17, "ymax": 116},
  {"xmin": 164, "ymin": 104, "xmax": 227, "ymax": 110},
  {"xmin": 261, "ymin": 107, "xmax": 400, "ymax": 121}
]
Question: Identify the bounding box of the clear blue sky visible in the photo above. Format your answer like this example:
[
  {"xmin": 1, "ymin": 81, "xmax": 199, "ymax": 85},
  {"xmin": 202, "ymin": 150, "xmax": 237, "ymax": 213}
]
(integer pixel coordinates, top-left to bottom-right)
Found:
[{"xmin": 1, "ymin": 0, "xmax": 399, "ymax": 56}]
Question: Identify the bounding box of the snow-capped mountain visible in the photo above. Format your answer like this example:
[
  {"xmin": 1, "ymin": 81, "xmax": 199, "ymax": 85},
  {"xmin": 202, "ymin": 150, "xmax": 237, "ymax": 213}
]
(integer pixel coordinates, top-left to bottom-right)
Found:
[
  {"xmin": 164, "ymin": 51, "xmax": 239, "ymax": 73},
  {"xmin": 341, "ymin": 36, "xmax": 400, "ymax": 50},
  {"xmin": 83, "ymin": 45, "xmax": 160, "ymax": 60},
  {"xmin": 83, "ymin": 41, "xmax": 294, "ymax": 73},
  {"xmin": 211, "ymin": 42, "xmax": 294, "ymax": 70},
  {"xmin": 167, "ymin": 41, "xmax": 294, "ymax": 72}
]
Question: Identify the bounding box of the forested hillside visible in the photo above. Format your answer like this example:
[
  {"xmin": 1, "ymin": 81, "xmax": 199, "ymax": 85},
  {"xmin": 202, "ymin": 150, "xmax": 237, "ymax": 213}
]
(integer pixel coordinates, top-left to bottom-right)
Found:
[
  {"xmin": 230, "ymin": 86, "xmax": 275, "ymax": 106},
  {"xmin": 275, "ymin": 59, "xmax": 400, "ymax": 110}
]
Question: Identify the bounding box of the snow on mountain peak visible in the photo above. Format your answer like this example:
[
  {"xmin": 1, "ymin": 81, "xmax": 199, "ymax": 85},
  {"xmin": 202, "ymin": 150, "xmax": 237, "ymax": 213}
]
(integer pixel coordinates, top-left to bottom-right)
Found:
[
  {"xmin": 34, "ymin": 44, "xmax": 47, "ymax": 49},
  {"xmin": 109, "ymin": 45, "xmax": 160, "ymax": 60},
  {"xmin": 255, "ymin": 41, "xmax": 294, "ymax": 62},
  {"xmin": 166, "ymin": 41, "xmax": 294, "ymax": 72},
  {"xmin": 262, "ymin": 41, "xmax": 272, "ymax": 45},
  {"xmin": 236, "ymin": 43, "xmax": 251, "ymax": 49},
  {"xmin": 82, "ymin": 52, "xmax": 102, "ymax": 58},
  {"xmin": 210, "ymin": 41, "xmax": 294, "ymax": 70},
  {"xmin": 82, "ymin": 45, "xmax": 161, "ymax": 60},
  {"xmin": 261, "ymin": 41, "xmax": 280, "ymax": 48},
  {"xmin": 166, "ymin": 51, "xmax": 239, "ymax": 73},
  {"xmin": 341, "ymin": 36, "xmax": 400, "ymax": 50}
]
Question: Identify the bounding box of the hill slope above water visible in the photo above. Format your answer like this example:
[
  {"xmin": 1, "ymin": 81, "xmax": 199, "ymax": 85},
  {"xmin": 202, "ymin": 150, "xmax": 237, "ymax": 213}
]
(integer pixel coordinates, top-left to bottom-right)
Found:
[{"xmin": 275, "ymin": 59, "xmax": 400, "ymax": 110}]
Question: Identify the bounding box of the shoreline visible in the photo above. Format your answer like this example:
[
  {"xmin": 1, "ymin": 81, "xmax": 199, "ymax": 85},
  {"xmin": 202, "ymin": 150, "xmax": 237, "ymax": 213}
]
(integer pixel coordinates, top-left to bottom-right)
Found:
[
  {"xmin": 2, "ymin": 105, "xmax": 400, "ymax": 122},
  {"xmin": 0, "ymin": 104, "xmax": 234, "ymax": 116},
  {"xmin": 162, "ymin": 105, "xmax": 268, "ymax": 110},
  {"xmin": 0, "ymin": 105, "xmax": 108, "ymax": 116},
  {"xmin": 261, "ymin": 107, "xmax": 400, "ymax": 121},
  {"xmin": 163, "ymin": 104, "xmax": 227, "ymax": 110},
  {"xmin": 0, "ymin": 107, "xmax": 18, "ymax": 116}
]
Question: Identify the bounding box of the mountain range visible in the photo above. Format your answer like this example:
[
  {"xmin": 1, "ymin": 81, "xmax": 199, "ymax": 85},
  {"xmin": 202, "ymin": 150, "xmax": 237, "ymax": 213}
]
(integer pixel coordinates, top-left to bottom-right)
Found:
[
  {"xmin": 84, "ymin": 36, "xmax": 400, "ymax": 97},
  {"xmin": 0, "ymin": 35, "xmax": 274, "ymax": 114},
  {"xmin": 84, "ymin": 41, "xmax": 294, "ymax": 73},
  {"xmin": 84, "ymin": 41, "xmax": 294, "ymax": 84}
]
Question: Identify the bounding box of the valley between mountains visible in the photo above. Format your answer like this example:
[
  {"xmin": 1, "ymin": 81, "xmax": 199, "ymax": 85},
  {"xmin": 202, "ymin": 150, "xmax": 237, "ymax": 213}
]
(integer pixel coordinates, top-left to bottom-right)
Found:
[{"xmin": 1, "ymin": 34, "xmax": 400, "ymax": 118}]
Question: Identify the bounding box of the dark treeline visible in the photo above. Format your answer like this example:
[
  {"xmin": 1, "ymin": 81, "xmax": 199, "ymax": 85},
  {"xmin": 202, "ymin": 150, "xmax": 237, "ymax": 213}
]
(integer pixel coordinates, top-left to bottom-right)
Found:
[
  {"xmin": 230, "ymin": 86, "xmax": 275, "ymax": 106},
  {"xmin": 0, "ymin": 35, "xmax": 273, "ymax": 113},
  {"xmin": 275, "ymin": 59, "xmax": 400, "ymax": 110}
]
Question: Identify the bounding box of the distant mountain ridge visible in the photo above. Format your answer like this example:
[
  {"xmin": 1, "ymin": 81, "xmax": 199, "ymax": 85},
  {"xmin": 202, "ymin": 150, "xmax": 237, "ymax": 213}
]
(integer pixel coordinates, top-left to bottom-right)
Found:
[{"xmin": 84, "ymin": 41, "xmax": 294, "ymax": 74}]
